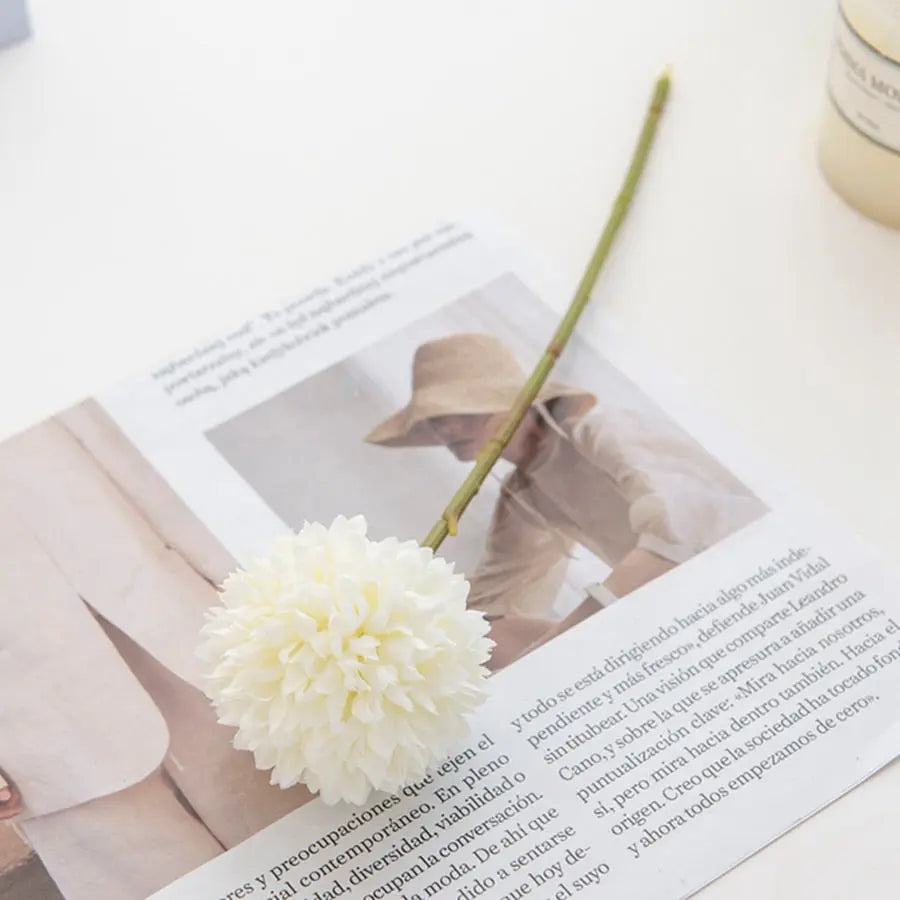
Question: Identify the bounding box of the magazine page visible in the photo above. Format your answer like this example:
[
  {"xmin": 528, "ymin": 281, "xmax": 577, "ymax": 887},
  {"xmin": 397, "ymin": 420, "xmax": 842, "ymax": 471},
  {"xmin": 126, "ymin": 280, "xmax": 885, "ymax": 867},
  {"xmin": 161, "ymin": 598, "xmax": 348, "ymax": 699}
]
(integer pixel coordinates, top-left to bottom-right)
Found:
[{"xmin": 0, "ymin": 221, "xmax": 897, "ymax": 900}]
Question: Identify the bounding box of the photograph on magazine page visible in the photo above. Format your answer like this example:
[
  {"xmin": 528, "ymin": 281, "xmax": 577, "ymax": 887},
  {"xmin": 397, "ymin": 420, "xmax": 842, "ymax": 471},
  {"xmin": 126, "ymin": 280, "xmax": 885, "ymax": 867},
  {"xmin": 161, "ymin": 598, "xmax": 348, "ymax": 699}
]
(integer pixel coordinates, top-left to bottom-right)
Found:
[
  {"xmin": 207, "ymin": 275, "xmax": 768, "ymax": 673},
  {"xmin": 0, "ymin": 408, "xmax": 318, "ymax": 900},
  {"xmin": 0, "ymin": 275, "xmax": 766, "ymax": 900}
]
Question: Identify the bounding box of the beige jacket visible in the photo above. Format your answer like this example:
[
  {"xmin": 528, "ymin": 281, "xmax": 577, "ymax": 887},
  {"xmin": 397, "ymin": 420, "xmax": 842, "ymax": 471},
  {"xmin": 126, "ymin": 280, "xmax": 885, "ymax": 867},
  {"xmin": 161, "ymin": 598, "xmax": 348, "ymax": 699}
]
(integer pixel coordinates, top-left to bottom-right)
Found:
[
  {"xmin": 468, "ymin": 406, "xmax": 766, "ymax": 618},
  {"xmin": 0, "ymin": 403, "xmax": 234, "ymax": 819}
]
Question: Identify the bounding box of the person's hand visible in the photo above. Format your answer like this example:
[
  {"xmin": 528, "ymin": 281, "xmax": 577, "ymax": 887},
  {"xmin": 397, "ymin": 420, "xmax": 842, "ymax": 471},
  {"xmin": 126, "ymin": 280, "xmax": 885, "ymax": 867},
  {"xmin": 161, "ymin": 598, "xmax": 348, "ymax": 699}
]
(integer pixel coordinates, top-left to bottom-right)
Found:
[
  {"xmin": 486, "ymin": 615, "xmax": 557, "ymax": 671},
  {"xmin": 0, "ymin": 770, "xmax": 23, "ymax": 820},
  {"xmin": 602, "ymin": 547, "xmax": 675, "ymax": 597},
  {"xmin": 513, "ymin": 594, "xmax": 605, "ymax": 662}
]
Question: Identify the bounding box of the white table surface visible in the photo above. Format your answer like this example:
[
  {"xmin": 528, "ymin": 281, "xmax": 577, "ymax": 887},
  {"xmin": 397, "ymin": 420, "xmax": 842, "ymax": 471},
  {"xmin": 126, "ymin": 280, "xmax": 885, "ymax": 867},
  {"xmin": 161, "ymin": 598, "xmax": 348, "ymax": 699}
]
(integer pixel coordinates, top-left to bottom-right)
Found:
[{"xmin": 1, "ymin": 1, "xmax": 898, "ymax": 897}]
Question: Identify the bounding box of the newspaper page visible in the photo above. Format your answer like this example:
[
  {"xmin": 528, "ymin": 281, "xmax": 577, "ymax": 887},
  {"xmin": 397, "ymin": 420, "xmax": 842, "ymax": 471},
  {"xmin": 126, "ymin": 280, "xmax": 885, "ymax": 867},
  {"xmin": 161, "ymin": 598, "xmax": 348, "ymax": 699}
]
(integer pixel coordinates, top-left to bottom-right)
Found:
[{"xmin": 0, "ymin": 220, "xmax": 897, "ymax": 900}]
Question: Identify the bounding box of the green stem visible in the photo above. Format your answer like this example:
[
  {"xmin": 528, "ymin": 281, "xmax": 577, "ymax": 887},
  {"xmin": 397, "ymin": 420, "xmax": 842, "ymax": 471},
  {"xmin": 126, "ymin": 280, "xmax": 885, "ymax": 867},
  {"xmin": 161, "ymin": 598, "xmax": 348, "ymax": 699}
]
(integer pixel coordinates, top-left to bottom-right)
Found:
[{"xmin": 421, "ymin": 70, "xmax": 671, "ymax": 552}]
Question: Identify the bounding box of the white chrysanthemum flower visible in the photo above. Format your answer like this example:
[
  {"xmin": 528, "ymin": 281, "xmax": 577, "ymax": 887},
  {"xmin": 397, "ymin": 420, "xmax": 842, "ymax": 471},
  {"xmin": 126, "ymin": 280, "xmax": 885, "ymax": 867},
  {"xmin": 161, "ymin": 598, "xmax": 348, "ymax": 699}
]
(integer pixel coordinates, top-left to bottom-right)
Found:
[{"xmin": 197, "ymin": 515, "xmax": 494, "ymax": 805}]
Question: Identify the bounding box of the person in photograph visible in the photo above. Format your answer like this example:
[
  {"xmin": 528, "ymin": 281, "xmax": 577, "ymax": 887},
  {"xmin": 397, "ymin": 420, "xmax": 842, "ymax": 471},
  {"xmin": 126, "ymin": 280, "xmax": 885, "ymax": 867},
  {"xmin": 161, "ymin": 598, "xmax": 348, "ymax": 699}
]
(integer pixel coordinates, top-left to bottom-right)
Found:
[
  {"xmin": 367, "ymin": 333, "xmax": 766, "ymax": 667},
  {"xmin": 0, "ymin": 414, "xmax": 312, "ymax": 900}
]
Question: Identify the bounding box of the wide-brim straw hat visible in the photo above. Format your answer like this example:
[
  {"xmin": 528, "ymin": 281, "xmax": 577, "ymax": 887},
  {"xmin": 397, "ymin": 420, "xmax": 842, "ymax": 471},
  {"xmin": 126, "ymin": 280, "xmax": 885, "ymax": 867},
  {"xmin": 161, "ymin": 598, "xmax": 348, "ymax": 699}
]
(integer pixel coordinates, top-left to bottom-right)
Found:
[{"xmin": 365, "ymin": 333, "xmax": 597, "ymax": 447}]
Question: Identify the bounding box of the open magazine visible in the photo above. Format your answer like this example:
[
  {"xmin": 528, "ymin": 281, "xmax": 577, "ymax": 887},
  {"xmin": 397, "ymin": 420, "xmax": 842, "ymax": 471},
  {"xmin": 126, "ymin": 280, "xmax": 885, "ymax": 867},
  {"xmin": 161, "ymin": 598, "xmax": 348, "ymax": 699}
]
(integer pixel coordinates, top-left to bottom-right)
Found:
[{"xmin": 1, "ymin": 220, "xmax": 898, "ymax": 900}]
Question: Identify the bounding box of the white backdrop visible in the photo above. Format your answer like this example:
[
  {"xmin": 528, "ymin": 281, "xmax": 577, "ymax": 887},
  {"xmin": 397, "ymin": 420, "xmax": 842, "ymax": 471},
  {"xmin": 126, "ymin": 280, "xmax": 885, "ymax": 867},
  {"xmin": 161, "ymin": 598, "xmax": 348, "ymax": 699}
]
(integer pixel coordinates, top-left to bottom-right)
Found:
[{"xmin": 1, "ymin": 2, "xmax": 898, "ymax": 897}]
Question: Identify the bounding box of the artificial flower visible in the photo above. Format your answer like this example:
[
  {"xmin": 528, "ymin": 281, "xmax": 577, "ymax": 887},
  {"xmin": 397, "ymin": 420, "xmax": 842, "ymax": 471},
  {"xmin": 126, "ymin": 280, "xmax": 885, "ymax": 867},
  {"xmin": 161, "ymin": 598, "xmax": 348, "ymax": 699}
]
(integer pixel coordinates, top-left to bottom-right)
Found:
[{"xmin": 197, "ymin": 515, "xmax": 493, "ymax": 805}]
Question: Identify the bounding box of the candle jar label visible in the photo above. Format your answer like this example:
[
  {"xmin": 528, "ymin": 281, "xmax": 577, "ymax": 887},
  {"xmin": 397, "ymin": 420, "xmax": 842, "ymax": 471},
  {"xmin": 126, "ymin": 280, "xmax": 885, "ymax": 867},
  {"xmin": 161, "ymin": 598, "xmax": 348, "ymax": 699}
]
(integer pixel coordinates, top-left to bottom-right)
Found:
[{"xmin": 827, "ymin": 6, "xmax": 900, "ymax": 154}]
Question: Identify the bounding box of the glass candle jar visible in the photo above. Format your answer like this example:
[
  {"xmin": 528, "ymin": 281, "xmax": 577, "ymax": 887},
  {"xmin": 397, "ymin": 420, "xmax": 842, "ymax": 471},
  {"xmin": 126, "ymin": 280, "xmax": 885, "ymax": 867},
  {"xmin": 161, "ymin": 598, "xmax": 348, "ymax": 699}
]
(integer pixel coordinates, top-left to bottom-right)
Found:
[{"xmin": 819, "ymin": 0, "xmax": 900, "ymax": 229}]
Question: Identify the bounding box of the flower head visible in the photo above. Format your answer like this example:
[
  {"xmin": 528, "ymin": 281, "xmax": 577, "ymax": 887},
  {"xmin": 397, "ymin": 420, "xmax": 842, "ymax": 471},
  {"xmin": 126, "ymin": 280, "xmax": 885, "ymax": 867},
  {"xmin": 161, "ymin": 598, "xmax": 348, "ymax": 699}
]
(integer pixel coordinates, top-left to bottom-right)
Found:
[{"xmin": 197, "ymin": 515, "xmax": 493, "ymax": 805}]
